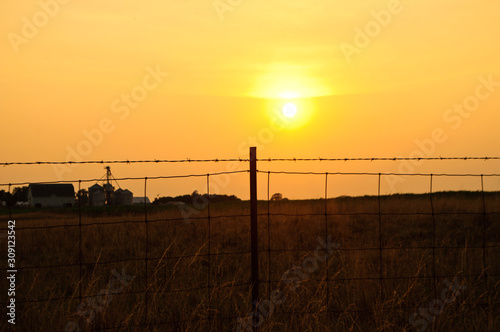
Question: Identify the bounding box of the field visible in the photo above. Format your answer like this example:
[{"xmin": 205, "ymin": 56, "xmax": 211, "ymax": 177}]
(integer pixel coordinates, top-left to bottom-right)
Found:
[{"xmin": 1, "ymin": 191, "xmax": 500, "ymax": 331}]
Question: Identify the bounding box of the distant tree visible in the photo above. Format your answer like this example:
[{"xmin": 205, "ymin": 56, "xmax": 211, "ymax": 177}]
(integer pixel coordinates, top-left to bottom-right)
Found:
[
  {"xmin": 271, "ymin": 193, "xmax": 283, "ymax": 201},
  {"xmin": 0, "ymin": 190, "xmax": 15, "ymax": 207},
  {"xmin": 0, "ymin": 190, "xmax": 8, "ymax": 206},
  {"xmin": 0, "ymin": 190, "xmax": 8, "ymax": 202},
  {"xmin": 76, "ymin": 189, "xmax": 88, "ymax": 206},
  {"xmin": 12, "ymin": 186, "xmax": 29, "ymax": 202}
]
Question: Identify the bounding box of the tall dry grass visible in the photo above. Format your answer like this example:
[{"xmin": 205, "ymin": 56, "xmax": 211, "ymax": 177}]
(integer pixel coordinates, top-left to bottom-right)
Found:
[{"xmin": 1, "ymin": 192, "xmax": 499, "ymax": 331}]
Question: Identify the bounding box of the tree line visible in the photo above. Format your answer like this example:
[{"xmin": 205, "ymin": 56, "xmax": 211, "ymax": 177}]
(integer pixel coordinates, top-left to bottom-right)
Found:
[
  {"xmin": 152, "ymin": 190, "xmax": 241, "ymax": 205},
  {"xmin": 0, "ymin": 187, "xmax": 28, "ymax": 207}
]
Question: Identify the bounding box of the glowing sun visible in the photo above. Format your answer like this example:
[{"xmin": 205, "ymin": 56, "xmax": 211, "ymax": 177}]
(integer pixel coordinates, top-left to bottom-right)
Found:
[{"xmin": 282, "ymin": 102, "xmax": 298, "ymax": 118}]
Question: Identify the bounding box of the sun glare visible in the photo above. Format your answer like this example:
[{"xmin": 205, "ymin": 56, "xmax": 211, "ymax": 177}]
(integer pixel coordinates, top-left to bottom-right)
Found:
[
  {"xmin": 278, "ymin": 91, "xmax": 301, "ymax": 99},
  {"xmin": 249, "ymin": 63, "xmax": 334, "ymax": 99},
  {"xmin": 283, "ymin": 102, "xmax": 298, "ymax": 118}
]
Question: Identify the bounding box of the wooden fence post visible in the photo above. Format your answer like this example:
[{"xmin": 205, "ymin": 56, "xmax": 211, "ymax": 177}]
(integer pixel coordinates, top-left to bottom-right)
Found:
[{"xmin": 250, "ymin": 147, "xmax": 259, "ymax": 330}]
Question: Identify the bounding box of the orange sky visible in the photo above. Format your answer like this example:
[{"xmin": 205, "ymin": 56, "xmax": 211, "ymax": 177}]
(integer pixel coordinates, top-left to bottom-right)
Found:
[{"xmin": 1, "ymin": 0, "xmax": 500, "ymax": 199}]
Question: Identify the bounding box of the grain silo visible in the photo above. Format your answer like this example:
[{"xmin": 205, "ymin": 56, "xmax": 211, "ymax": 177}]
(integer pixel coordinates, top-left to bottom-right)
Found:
[
  {"xmin": 89, "ymin": 166, "xmax": 133, "ymax": 206},
  {"xmin": 114, "ymin": 188, "xmax": 133, "ymax": 206},
  {"xmin": 88, "ymin": 184, "xmax": 105, "ymax": 206}
]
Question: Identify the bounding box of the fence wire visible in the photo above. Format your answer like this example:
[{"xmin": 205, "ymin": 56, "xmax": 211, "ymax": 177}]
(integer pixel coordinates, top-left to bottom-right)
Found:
[
  {"xmin": 258, "ymin": 168, "xmax": 500, "ymax": 332},
  {"xmin": 1, "ymin": 156, "xmax": 500, "ymax": 167},
  {"xmin": 1, "ymin": 158, "xmax": 500, "ymax": 331}
]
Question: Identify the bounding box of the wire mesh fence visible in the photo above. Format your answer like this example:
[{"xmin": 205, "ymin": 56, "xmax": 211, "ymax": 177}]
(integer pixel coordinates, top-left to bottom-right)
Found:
[
  {"xmin": 1, "ymin": 151, "xmax": 500, "ymax": 331},
  {"xmin": 254, "ymin": 170, "xmax": 500, "ymax": 332}
]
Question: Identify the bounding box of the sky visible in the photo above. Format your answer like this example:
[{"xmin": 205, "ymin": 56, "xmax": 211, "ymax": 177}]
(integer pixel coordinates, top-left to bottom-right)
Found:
[{"xmin": 1, "ymin": 0, "xmax": 500, "ymax": 199}]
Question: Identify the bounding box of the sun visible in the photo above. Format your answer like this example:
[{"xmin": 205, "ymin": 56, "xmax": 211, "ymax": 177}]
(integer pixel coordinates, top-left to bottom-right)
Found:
[{"xmin": 282, "ymin": 102, "xmax": 297, "ymax": 118}]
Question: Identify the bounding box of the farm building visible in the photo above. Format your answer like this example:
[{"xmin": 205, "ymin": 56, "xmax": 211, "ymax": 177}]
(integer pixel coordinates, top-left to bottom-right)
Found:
[
  {"xmin": 28, "ymin": 183, "xmax": 75, "ymax": 208},
  {"xmin": 88, "ymin": 184, "xmax": 105, "ymax": 206},
  {"xmin": 114, "ymin": 189, "xmax": 133, "ymax": 206},
  {"xmin": 89, "ymin": 184, "xmax": 135, "ymax": 206},
  {"xmin": 88, "ymin": 167, "xmax": 135, "ymax": 206}
]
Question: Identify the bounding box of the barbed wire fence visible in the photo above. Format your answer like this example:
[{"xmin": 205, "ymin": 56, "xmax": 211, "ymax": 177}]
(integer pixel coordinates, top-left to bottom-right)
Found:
[
  {"xmin": 1, "ymin": 150, "xmax": 499, "ymax": 331},
  {"xmin": 1, "ymin": 170, "xmax": 252, "ymax": 331}
]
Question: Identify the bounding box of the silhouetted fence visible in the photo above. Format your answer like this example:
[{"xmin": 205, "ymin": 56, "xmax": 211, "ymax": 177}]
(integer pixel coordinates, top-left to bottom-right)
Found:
[{"xmin": 1, "ymin": 149, "xmax": 500, "ymax": 331}]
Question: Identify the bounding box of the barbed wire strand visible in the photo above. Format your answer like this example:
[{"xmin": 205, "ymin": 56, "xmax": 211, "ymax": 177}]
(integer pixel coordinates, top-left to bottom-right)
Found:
[{"xmin": 1, "ymin": 156, "xmax": 500, "ymax": 167}]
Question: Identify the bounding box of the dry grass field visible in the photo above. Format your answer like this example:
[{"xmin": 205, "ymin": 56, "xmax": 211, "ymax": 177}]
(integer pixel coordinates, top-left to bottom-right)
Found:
[{"xmin": 1, "ymin": 191, "xmax": 500, "ymax": 331}]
